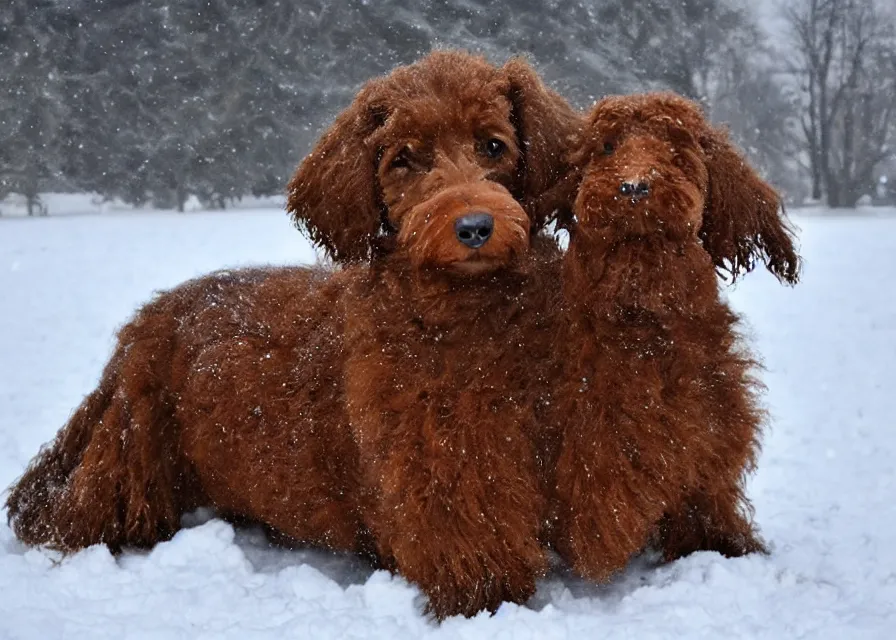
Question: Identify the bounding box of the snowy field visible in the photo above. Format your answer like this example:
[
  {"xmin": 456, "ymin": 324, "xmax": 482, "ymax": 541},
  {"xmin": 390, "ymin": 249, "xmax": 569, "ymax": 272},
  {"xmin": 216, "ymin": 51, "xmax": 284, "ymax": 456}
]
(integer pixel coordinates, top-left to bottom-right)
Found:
[{"xmin": 1, "ymin": 206, "xmax": 895, "ymax": 639}]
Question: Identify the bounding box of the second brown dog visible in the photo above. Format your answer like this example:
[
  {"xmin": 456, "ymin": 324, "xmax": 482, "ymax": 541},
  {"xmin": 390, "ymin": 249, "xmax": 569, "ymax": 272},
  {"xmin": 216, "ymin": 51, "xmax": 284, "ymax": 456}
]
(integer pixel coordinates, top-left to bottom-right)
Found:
[{"xmin": 549, "ymin": 92, "xmax": 800, "ymax": 582}]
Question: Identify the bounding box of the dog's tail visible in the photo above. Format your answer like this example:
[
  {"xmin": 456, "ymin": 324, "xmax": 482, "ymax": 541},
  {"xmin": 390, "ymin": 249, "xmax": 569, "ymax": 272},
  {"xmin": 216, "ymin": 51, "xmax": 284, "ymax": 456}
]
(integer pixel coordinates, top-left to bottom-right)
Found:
[{"xmin": 5, "ymin": 302, "xmax": 191, "ymax": 553}]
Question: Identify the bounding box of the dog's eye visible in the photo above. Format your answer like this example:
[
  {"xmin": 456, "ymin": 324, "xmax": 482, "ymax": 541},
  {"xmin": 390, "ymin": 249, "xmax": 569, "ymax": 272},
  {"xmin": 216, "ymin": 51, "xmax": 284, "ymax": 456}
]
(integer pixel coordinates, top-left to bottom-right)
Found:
[
  {"xmin": 603, "ymin": 141, "xmax": 615, "ymax": 155},
  {"xmin": 389, "ymin": 149, "xmax": 412, "ymax": 170},
  {"xmin": 482, "ymin": 138, "xmax": 507, "ymax": 159}
]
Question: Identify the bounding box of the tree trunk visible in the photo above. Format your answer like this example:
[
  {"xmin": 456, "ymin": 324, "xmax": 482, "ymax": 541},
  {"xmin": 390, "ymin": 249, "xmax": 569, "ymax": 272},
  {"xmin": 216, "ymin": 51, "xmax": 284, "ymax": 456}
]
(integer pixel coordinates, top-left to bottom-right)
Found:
[
  {"xmin": 176, "ymin": 183, "xmax": 186, "ymax": 213},
  {"xmin": 819, "ymin": 84, "xmax": 834, "ymax": 206},
  {"xmin": 809, "ymin": 137, "xmax": 823, "ymax": 200},
  {"xmin": 842, "ymin": 184, "xmax": 862, "ymax": 208},
  {"xmin": 841, "ymin": 98, "xmax": 857, "ymax": 208},
  {"xmin": 826, "ymin": 175, "xmax": 846, "ymax": 207},
  {"xmin": 807, "ymin": 74, "xmax": 824, "ymax": 200},
  {"xmin": 24, "ymin": 170, "xmax": 41, "ymax": 217},
  {"xmin": 811, "ymin": 173, "xmax": 823, "ymax": 201}
]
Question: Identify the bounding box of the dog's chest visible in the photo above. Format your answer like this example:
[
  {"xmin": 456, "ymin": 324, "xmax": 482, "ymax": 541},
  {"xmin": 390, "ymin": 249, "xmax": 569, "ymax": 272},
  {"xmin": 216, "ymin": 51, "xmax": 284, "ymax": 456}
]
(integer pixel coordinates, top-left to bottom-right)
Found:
[
  {"xmin": 345, "ymin": 279, "xmax": 538, "ymax": 411},
  {"xmin": 379, "ymin": 309, "xmax": 520, "ymax": 385}
]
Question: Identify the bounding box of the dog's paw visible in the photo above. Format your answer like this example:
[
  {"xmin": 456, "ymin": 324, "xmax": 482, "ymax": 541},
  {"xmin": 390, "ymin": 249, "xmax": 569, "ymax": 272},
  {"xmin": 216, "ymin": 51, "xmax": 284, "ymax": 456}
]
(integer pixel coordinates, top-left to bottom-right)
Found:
[
  {"xmin": 390, "ymin": 535, "xmax": 544, "ymax": 620},
  {"xmin": 420, "ymin": 562, "xmax": 538, "ymax": 620}
]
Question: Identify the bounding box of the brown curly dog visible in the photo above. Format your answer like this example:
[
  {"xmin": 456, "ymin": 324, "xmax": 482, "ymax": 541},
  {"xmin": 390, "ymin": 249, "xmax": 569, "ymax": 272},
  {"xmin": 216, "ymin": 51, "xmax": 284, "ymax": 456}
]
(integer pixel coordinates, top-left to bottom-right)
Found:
[
  {"xmin": 4, "ymin": 51, "xmax": 579, "ymax": 619},
  {"xmin": 549, "ymin": 92, "xmax": 800, "ymax": 583}
]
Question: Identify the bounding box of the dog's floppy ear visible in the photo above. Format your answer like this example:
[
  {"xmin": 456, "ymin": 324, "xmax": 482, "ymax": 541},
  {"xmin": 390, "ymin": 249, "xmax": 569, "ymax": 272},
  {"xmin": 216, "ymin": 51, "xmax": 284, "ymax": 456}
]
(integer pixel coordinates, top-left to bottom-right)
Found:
[
  {"xmin": 286, "ymin": 84, "xmax": 389, "ymax": 263},
  {"xmin": 502, "ymin": 57, "xmax": 582, "ymax": 230},
  {"xmin": 699, "ymin": 128, "xmax": 801, "ymax": 284}
]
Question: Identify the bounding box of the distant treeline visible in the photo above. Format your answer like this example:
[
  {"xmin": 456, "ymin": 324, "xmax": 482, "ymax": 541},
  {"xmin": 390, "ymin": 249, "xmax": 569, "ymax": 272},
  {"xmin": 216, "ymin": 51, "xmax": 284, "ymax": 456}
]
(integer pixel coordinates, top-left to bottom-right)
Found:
[{"xmin": 2, "ymin": 0, "xmax": 894, "ymax": 214}]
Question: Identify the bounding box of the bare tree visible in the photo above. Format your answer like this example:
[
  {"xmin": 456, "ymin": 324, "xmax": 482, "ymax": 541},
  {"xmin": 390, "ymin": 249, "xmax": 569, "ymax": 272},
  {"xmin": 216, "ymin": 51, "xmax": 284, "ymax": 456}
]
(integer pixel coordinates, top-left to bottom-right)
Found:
[
  {"xmin": 784, "ymin": 0, "xmax": 896, "ymax": 207},
  {"xmin": 588, "ymin": 0, "xmax": 762, "ymax": 100},
  {"xmin": 711, "ymin": 54, "xmax": 805, "ymax": 202}
]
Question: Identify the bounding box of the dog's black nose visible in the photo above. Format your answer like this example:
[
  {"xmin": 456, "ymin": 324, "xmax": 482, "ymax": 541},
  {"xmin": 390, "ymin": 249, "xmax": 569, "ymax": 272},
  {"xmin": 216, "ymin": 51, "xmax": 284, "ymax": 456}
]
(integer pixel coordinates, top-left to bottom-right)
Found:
[
  {"xmin": 454, "ymin": 213, "xmax": 494, "ymax": 249},
  {"xmin": 620, "ymin": 181, "xmax": 650, "ymax": 200}
]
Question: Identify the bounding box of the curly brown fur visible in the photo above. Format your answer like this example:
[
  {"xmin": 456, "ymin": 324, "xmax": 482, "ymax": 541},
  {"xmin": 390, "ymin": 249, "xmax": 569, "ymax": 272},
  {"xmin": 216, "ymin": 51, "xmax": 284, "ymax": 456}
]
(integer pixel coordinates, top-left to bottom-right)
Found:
[
  {"xmin": 342, "ymin": 240, "xmax": 562, "ymax": 617},
  {"xmin": 550, "ymin": 93, "xmax": 797, "ymax": 582},
  {"xmin": 286, "ymin": 50, "xmax": 580, "ymax": 263},
  {"xmin": 5, "ymin": 51, "xmax": 578, "ymax": 621},
  {"xmin": 555, "ymin": 97, "xmax": 800, "ymax": 284}
]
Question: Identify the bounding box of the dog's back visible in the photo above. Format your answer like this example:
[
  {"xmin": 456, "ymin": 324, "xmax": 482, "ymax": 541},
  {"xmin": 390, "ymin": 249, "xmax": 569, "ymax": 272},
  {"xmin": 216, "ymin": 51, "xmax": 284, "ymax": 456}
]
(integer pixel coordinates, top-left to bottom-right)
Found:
[
  {"xmin": 175, "ymin": 266, "xmax": 367, "ymax": 553},
  {"xmin": 5, "ymin": 265, "xmax": 365, "ymax": 553}
]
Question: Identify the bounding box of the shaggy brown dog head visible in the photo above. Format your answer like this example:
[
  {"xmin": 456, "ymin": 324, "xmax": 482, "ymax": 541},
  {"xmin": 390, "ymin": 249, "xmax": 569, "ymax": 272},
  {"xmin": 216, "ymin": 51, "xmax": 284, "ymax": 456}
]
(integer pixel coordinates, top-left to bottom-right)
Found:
[
  {"xmin": 571, "ymin": 92, "xmax": 800, "ymax": 283},
  {"xmin": 287, "ymin": 50, "xmax": 579, "ymax": 273}
]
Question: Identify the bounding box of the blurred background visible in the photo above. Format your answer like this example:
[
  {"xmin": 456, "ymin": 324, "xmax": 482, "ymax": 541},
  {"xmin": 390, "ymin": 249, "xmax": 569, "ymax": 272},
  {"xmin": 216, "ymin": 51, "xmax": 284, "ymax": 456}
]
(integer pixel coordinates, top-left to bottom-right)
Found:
[{"xmin": 1, "ymin": 0, "xmax": 894, "ymax": 216}]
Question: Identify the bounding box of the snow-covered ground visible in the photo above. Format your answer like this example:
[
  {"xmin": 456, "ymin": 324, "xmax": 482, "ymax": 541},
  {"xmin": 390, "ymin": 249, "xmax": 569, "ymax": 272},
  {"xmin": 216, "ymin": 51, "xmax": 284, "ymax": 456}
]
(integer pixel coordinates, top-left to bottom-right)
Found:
[{"xmin": 1, "ymin": 207, "xmax": 895, "ymax": 639}]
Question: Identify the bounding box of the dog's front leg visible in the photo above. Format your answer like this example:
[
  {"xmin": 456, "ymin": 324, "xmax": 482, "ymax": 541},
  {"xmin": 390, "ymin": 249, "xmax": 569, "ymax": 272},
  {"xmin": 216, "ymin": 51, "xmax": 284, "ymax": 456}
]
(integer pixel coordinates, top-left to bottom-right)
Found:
[
  {"xmin": 656, "ymin": 485, "xmax": 768, "ymax": 561},
  {"xmin": 550, "ymin": 353, "xmax": 688, "ymax": 582},
  {"xmin": 551, "ymin": 412, "xmax": 665, "ymax": 582},
  {"xmin": 352, "ymin": 396, "xmax": 547, "ymax": 620}
]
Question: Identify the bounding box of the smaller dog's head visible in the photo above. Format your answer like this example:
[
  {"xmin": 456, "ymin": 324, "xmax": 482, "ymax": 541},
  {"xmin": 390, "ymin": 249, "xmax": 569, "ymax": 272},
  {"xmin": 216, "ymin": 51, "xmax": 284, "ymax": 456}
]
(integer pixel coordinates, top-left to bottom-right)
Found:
[
  {"xmin": 571, "ymin": 92, "xmax": 800, "ymax": 283},
  {"xmin": 287, "ymin": 51, "xmax": 579, "ymax": 274}
]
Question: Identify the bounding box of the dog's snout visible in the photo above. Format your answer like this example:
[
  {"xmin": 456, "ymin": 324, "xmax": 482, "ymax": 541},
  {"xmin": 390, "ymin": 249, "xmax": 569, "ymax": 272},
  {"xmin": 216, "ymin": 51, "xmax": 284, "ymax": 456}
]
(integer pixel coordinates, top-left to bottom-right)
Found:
[
  {"xmin": 454, "ymin": 213, "xmax": 494, "ymax": 249},
  {"xmin": 620, "ymin": 181, "xmax": 650, "ymax": 200}
]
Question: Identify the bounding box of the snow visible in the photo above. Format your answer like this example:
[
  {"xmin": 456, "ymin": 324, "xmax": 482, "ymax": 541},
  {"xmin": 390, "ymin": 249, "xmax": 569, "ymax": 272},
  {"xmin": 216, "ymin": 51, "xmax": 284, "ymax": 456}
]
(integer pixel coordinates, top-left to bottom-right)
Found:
[{"xmin": 2, "ymin": 206, "xmax": 895, "ymax": 639}]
